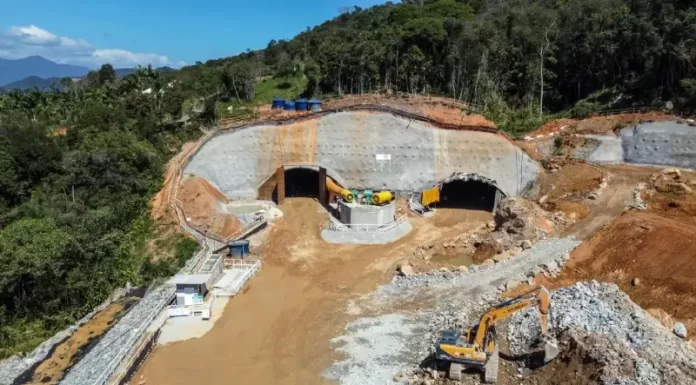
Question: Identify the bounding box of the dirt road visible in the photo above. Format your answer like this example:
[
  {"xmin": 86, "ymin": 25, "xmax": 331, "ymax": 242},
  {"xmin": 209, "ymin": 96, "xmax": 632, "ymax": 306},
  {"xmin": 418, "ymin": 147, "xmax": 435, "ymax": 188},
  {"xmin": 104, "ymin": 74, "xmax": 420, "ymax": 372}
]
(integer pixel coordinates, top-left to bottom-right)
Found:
[{"xmin": 135, "ymin": 198, "xmax": 490, "ymax": 385}]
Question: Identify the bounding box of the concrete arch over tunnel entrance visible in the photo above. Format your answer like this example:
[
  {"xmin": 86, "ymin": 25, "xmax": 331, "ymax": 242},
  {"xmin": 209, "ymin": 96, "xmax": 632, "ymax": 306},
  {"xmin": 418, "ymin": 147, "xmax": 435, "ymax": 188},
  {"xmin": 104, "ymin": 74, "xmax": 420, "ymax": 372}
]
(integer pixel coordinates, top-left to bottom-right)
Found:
[
  {"xmin": 435, "ymin": 173, "xmax": 505, "ymax": 212},
  {"xmin": 255, "ymin": 164, "xmax": 349, "ymax": 205},
  {"xmin": 183, "ymin": 111, "xmax": 540, "ymax": 200}
]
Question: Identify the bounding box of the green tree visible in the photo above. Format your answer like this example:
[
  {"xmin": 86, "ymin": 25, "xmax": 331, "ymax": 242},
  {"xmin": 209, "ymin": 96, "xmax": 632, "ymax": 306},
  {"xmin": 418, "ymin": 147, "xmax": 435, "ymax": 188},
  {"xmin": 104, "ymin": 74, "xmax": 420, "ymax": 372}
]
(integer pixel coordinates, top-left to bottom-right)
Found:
[{"xmin": 98, "ymin": 64, "xmax": 118, "ymax": 85}]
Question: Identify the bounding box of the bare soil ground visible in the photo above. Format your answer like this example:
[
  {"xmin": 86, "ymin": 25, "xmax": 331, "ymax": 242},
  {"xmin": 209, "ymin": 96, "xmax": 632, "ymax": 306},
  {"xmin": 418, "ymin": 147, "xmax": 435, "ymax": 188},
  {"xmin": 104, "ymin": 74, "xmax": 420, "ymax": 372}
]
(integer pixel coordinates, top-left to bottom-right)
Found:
[
  {"xmin": 526, "ymin": 112, "xmax": 675, "ymax": 138},
  {"xmin": 510, "ymin": 166, "xmax": 696, "ymax": 341},
  {"xmin": 177, "ymin": 176, "xmax": 241, "ymax": 239},
  {"xmin": 134, "ymin": 199, "xmax": 491, "ymax": 385},
  {"xmin": 535, "ymin": 163, "xmax": 603, "ymax": 221},
  {"xmin": 220, "ymin": 94, "xmax": 497, "ymax": 130}
]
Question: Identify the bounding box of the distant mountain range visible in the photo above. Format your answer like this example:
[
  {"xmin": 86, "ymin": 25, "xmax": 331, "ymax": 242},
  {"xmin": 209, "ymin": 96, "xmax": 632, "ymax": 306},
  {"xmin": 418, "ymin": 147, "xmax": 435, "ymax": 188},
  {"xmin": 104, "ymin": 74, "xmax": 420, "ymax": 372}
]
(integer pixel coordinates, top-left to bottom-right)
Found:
[
  {"xmin": 0, "ymin": 56, "xmax": 139, "ymax": 91},
  {"xmin": 0, "ymin": 56, "xmax": 88, "ymax": 87},
  {"xmin": 1, "ymin": 76, "xmax": 60, "ymax": 91}
]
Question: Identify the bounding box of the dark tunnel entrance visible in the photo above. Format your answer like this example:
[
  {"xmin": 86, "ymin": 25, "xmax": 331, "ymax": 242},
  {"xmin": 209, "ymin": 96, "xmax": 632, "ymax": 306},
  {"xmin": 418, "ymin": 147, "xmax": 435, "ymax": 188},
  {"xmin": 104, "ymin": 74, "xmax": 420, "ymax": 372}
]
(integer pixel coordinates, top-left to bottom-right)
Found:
[
  {"xmin": 439, "ymin": 179, "xmax": 501, "ymax": 212},
  {"xmin": 272, "ymin": 168, "xmax": 321, "ymax": 203}
]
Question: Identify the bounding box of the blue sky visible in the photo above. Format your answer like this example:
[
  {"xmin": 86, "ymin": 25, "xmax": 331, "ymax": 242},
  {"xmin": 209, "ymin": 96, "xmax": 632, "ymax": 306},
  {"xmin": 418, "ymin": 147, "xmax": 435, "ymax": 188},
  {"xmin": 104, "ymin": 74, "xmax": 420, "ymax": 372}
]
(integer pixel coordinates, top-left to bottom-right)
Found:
[{"xmin": 0, "ymin": 0, "xmax": 387, "ymax": 68}]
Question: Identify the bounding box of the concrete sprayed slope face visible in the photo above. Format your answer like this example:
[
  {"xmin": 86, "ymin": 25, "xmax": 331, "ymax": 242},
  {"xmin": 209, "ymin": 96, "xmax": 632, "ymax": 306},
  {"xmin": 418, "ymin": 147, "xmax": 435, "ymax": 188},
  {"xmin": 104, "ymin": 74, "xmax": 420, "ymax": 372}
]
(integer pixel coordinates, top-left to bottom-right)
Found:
[
  {"xmin": 184, "ymin": 112, "xmax": 539, "ymax": 198},
  {"xmin": 621, "ymin": 121, "xmax": 696, "ymax": 168}
]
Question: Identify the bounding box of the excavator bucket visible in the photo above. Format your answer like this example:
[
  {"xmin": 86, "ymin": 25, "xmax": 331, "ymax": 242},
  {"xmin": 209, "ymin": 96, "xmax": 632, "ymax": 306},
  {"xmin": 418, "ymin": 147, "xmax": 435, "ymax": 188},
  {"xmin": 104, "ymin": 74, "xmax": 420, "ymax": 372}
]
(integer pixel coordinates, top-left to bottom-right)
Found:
[{"xmin": 543, "ymin": 338, "xmax": 560, "ymax": 363}]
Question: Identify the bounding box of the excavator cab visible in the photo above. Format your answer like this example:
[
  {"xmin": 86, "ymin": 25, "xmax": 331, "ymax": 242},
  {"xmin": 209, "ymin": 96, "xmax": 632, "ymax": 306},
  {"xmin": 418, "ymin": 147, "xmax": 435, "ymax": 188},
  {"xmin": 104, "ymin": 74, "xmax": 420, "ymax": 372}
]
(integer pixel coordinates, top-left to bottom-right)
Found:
[{"xmin": 434, "ymin": 286, "xmax": 559, "ymax": 384}]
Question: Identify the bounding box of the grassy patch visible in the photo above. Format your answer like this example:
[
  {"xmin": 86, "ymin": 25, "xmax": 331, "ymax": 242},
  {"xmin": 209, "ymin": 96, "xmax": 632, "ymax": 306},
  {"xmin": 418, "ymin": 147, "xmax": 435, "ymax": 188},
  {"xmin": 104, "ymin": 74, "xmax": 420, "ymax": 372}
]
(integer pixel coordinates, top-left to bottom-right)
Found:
[{"xmin": 254, "ymin": 75, "xmax": 308, "ymax": 105}]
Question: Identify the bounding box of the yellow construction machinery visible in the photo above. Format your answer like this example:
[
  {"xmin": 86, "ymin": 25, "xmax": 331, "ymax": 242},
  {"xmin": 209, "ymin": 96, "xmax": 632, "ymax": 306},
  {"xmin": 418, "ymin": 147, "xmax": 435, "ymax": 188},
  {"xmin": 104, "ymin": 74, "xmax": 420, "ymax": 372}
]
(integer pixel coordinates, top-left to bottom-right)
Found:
[
  {"xmin": 435, "ymin": 285, "xmax": 559, "ymax": 383},
  {"xmin": 325, "ymin": 177, "xmax": 354, "ymax": 203}
]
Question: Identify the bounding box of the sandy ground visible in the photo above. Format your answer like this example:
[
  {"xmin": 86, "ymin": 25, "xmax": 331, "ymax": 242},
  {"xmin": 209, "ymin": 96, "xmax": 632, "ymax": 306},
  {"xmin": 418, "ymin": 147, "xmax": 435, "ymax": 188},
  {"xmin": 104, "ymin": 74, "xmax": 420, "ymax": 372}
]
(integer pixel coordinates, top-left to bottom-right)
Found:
[
  {"xmin": 156, "ymin": 297, "xmax": 229, "ymax": 345},
  {"xmin": 134, "ymin": 198, "xmax": 491, "ymax": 385}
]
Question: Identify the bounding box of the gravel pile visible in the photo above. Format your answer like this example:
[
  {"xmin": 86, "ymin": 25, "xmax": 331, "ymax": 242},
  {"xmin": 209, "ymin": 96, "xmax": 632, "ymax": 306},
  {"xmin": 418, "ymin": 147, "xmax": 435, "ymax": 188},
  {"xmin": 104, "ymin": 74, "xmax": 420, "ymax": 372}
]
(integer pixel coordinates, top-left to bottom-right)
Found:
[
  {"xmin": 508, "ymin": 281, "xmax": 696, "ymax": 385},
  {"xmin": 59, "ymin": 284, "xmax": 174, "ymax": 385},
  {"xmin": 324, "ymin": 314, "xmax": 424, "ymax": 384},
  {"xmin": 326, "ymin": 237, "xmax": 580, "ymax": 385},
  {"xmin": 375, "ymin": 237, "xmax": 579, "ymax": 301}
]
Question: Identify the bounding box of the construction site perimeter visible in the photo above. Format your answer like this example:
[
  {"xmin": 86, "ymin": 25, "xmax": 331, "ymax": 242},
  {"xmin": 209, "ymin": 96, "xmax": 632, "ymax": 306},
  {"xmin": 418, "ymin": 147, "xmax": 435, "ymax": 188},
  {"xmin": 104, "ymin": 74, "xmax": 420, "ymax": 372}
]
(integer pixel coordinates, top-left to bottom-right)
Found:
[{"xmin": 4, "ymin": 96, "xmax": 696, "ymax": 385}]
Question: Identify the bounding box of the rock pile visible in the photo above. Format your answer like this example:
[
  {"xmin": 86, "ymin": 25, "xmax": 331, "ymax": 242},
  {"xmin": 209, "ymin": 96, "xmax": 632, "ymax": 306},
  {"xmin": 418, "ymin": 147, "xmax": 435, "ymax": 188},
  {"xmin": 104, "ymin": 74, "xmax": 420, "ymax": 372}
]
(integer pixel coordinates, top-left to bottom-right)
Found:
[
  {"xmin": 508, "ymin": 281, "xmax": 696, "ymax": 385},
  {"xmin": 629, "ymin": 182, "xmax": 648, "ymax": 211},
  {"xmin": 380, "ymin": 237, "xmax": 579, "ymax": 301},
  {"xmin": 411, "ymin": 198, "xmax": 566, "ymax": 265},
  {"xmin": 651, "ymin": 168, "xmax": 695, "ymax": 195}
]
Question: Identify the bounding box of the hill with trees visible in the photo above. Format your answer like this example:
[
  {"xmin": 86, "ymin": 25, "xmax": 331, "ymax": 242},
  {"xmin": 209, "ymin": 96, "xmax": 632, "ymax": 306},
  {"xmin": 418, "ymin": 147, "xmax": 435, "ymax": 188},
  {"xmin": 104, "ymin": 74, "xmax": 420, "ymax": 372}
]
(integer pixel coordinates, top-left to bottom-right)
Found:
[
  {"xmin": 0, "ymin": 56, "xmax": 89, "ymax": 87},
  {"xmin": 175, "ymin": 0, "xmax": 696, "ymax": 130},
  {"xmin": 0, "ymin": 64, "xmax": 197, "ymax": 358}
]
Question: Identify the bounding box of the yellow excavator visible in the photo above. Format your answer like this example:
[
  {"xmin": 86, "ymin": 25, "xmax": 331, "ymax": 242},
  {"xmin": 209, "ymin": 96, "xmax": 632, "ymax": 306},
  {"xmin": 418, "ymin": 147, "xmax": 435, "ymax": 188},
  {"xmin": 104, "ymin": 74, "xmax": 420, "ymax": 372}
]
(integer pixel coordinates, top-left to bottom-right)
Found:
[{"xmin": 435, "ymin": 285, "xmax": 559, "ymax": 383}]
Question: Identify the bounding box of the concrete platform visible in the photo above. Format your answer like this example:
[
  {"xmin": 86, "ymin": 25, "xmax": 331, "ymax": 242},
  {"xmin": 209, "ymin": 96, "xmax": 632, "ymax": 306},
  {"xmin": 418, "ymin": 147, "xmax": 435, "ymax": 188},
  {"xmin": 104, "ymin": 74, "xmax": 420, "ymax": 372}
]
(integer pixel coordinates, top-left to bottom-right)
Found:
[
  {"xmin": 157, "ymin": 297, "xmax": 229, "ymax": 345},
  {"xmin": 212, "ymin": 260, "xmax": 261, "ymax": 297},
  {"xmin": 321, "ymin": 219, "xmax": 412, "ymax": 244}
]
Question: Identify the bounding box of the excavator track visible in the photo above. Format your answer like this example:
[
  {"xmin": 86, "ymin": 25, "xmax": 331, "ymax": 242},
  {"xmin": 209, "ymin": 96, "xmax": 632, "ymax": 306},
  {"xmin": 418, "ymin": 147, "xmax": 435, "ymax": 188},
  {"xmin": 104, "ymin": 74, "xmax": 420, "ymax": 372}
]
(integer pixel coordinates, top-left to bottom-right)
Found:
[
  {"xmin": 449, "ymin": 363, "xmax": 462, "ymax": 381},
  {"xmin": 484, "ymin": 348, "xmax": 499, "ymax": 384}
]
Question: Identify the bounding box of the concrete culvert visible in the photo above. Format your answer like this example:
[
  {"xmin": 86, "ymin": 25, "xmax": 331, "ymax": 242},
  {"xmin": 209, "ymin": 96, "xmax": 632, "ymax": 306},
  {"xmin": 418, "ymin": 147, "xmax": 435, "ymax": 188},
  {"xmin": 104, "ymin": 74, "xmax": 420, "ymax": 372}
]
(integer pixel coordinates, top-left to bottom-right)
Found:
[{"xmin": 439, "ymin": 179, "xmax": 500, "ymax": 212}]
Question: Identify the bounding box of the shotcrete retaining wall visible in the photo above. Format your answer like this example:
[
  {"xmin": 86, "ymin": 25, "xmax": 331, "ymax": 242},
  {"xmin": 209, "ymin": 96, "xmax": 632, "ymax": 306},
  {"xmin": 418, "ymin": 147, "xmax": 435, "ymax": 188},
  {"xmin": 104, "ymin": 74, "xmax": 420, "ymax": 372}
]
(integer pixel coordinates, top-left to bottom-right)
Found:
[
  {"xmin": 185, "ymin": 111, "xmax": 539, "ymax": 198},
  {"xmin": 621, "ymin": 121, "xmax": 696, "ymax": 168}
]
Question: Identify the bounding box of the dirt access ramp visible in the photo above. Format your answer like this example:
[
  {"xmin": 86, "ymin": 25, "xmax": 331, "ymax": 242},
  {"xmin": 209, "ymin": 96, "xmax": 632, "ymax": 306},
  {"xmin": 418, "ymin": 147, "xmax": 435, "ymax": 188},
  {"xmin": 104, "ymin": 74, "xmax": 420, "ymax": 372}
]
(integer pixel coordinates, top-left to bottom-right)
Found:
[{"xmin": 133, "ymin": 198, "xmax": 492, "ymax": 385}]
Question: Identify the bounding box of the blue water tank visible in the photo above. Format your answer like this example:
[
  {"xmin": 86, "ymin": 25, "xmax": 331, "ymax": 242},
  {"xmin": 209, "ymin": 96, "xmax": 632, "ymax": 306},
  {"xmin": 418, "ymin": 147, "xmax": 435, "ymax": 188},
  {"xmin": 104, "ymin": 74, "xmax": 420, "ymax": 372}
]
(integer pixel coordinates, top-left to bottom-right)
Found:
[
  {"xmin": 272, "ymin": 97, "xmax": 285, "ymax": 109},
  {"xmin": 228, "ymin": 240, "xmax": 250, "ymax": 258},
  {"xmin": 308, "ymin": 99, "xmax": 322, "ymax": 112},
  {"xmin": 284, "ymin": 101, "xmax": 296, "ymax": 111},
  {"xmin": 295, "ymin": 98, "xmax": 309, "ymax": 111}
]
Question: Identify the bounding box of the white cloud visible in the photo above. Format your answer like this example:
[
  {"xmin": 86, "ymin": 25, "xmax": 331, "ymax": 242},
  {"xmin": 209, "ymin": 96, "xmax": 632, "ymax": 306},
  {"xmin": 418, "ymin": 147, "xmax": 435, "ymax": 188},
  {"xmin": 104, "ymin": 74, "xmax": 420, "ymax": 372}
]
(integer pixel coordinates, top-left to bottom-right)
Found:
[
  {"xmin": 9, "ymin": 25, "xmax": 58, "ymax": 45},
  {"xmin": 93, "ymin": 49, "xmax": 171, "ymax": 68},
  {"xmin": 0, "ymin": 25, "xmax": 182, "ymax": 69}
]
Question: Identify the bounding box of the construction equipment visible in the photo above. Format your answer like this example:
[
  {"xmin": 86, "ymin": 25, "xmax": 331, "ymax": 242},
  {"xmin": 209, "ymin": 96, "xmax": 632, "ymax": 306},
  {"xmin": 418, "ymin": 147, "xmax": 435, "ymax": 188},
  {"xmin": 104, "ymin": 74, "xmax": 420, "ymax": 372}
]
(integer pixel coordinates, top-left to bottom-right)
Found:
[
  {"xmin": 434, "ymin": 285, "xmax": 559, "ymax": 383},
  {"xmin": 371, "ymin": 191, "xmax": 393, "ymax": 205},
  {"xmin": 325, "ymin": 177, "xmax": 354, "ymax": 203}
]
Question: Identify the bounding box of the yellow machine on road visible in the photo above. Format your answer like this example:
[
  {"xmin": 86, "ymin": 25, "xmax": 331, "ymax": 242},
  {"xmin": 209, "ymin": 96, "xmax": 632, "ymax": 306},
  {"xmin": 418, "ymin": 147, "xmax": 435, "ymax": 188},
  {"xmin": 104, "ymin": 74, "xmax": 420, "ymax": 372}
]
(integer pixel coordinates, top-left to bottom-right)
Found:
[{"xmin": 435, "ymin": 285, "xmax": 559, "ymax": 383}]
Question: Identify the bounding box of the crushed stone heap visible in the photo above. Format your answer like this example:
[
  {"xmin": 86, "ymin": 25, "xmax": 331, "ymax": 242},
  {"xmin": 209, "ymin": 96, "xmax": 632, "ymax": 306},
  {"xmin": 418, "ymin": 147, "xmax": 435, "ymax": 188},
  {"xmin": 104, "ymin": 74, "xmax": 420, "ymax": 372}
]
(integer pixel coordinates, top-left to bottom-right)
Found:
[{"xmin": 508, "ymin": 281, "xmax": 696, "ymax": 385}]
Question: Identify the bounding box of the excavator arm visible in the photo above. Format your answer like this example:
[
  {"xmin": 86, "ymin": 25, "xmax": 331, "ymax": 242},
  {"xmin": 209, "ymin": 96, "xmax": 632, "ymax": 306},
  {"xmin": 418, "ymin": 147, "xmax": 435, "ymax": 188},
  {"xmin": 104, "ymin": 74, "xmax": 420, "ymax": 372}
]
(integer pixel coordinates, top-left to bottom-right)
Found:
[
  {"xmin": 473, "ymin": 286, "xmax": 551, "ymax": 347},
  {"xmin": 473, "ymin": 286, "xmax": 557, "ymax": 362}
]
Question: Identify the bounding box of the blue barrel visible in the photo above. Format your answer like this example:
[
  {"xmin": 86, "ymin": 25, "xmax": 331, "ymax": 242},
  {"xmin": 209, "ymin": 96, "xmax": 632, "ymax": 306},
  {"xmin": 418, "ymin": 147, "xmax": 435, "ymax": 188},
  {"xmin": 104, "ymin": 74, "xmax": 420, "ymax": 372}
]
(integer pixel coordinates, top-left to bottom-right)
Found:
[
  {"xmin": 271, "ymin": 97, "xmax": 285, "ymax": 109},
  {"xmin": 308, "ymin": 99, "xmax": 322, "ymax": 112},
  {"xmin": 295, "ymin": 98, "xmax": 309, "ymax": 111},
  {"xmin": 228, "ymin": 240, "xmax": 250, "ymax": 258},
  {"xmin": 284, "ymin": 101, "xmax": 296, "ymax": 111}
]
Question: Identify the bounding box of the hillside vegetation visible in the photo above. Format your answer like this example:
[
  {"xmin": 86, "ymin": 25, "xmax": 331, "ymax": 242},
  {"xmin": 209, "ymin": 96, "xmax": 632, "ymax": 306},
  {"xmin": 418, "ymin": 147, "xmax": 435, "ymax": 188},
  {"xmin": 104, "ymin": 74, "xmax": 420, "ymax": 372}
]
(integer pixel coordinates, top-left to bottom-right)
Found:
[
  {"xmin": 0, "ymin": 0, "xmax": 695, "ymax": 359},
  {"xmin": 0, "ymin": 66, "xmax": 199, "ymax": 358},
  {"xmin": 178, "ymin": 0, "xmax": 696, "ymax": 121}
]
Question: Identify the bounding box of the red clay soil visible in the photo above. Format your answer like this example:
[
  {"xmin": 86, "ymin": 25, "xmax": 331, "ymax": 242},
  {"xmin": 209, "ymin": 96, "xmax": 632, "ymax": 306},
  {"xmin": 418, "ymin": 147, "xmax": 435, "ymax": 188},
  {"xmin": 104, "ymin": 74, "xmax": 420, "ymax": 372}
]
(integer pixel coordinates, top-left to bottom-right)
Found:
[
  {"xmin": 177, "ymin": 176, "xmax": 241, "ymax": 238},
  {"xmin": 149, "ymin": 141, "xmax": 197, "ymax": 225},
  {"xmin": 528, "ymin": 211, "xmax": 696, "ymax": 337},
  {"xmin": 533, "ymin": 163, "xmax": 602, "ymax": 220},
  {"xmin": 526, "ymin": 118, "xmax": 578, "ymax": 137},
  {"xmin": 527, "ymin": 113, "xmax": 676, "ymax": 138},
  {"xmin": 541, "ymin": 164, "xmax": 603, "ymax": 200},
  {"xmin": 576, "ymin": 112, "xmax": 675, "ymax": 134}
]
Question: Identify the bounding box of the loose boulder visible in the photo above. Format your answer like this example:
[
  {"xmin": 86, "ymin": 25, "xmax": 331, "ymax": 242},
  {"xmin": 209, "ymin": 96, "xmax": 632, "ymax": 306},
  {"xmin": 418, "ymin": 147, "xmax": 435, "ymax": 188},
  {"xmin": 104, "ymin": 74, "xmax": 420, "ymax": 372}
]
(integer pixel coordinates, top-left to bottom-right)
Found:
[
  {"xmin": 397, "ymin": 263, "xmax": 415, "ymax": 277},
  {"xmin": 674, "ymin": 322, "xmax": 688, "ymax": 339}
]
